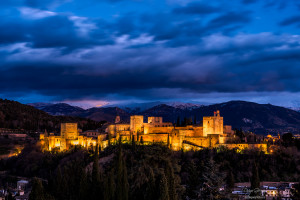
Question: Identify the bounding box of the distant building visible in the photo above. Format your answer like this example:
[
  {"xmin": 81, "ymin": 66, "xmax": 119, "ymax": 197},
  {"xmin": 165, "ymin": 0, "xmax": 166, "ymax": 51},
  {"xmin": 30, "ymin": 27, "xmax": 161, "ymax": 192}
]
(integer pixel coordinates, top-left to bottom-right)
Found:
[
  {"xmin": 40, "ymin": 123, "xmax": 108, "ymax": 151},
  {"xmin": 233, "ymin": 182, "xmax": 296, "ymax": 200},
  {"xmin": 17, "ymin": 180, "xmax": 29, "ymax": 191},
  {"xmin": 82, "ymin": 130, "xmax": 101, "ymax": 137}
]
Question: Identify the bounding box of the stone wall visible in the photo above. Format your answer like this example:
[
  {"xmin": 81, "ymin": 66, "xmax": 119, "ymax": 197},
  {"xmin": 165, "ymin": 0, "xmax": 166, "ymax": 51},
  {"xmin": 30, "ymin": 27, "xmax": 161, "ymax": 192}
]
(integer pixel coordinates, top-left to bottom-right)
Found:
[
  {"xmin": 183, "ymin": 136, "xmax": 210, "ymax": 148},
  {"xmin": 219, "ymin": 143, "xmax": 268, "ymax": 152},
  {"xmin": 141, "ymin": 134, "xmax": 168, "ymax": 143},
  {"xmin": 144, "ymin": 126, "xmax": 173, "ymax": 134}
]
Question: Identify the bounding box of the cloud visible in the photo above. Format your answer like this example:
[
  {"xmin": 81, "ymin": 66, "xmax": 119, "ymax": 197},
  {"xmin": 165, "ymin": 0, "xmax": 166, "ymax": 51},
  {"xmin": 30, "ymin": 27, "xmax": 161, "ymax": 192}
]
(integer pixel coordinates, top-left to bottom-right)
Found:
[
  {"xmin": 0, "ymin": 19, "xmax": 28, "ymax": 45},
  {"xmin": 279, "ymin": 15, "xmax": 300, "ymax": 26},
  {"xmin": 209, "ymin": 11, "xmax": 252, "ymax": 28},
  {"xmin": 172, "ymin": 2, "xmax": 220, "ymax": 15},
  {"xmin": 1, "ymin": 32, "xmax": 300, "ymax": 102},
  {"xmin": 1, "ymin": 0, "xmax": 300, "ymax": 106},
  {"xmin": 24, "ymin": 0, "xmax": 70, "ymax": 9},
  {"xmin": 19, "ymin": 7, "xmax": 57, "ymax": 19},
  {"xmin": 242, "ymin": 0, "xmax": 258, "ymax": 4}
]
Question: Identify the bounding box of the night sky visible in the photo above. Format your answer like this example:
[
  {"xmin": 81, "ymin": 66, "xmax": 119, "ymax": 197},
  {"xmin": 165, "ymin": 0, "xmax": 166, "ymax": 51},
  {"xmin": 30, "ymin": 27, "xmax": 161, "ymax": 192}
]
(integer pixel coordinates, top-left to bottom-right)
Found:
[{"xmin": 1, "ymin": 0, "xmax": 300, "ymax": 108}]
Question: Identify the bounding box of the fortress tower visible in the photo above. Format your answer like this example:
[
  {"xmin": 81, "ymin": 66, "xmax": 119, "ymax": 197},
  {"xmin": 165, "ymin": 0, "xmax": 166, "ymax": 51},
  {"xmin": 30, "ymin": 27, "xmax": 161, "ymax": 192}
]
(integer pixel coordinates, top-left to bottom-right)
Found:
[
  {"xmin": 61, "ymin": 123, "xmax": 78, "ymax": 140},
  {"xmin": 130, "ymin": 115, "xmax": 144, "ymax": 134},
  {"xmin": 202, "ymin": 110, "xmax": 223, "ymax": 137}
]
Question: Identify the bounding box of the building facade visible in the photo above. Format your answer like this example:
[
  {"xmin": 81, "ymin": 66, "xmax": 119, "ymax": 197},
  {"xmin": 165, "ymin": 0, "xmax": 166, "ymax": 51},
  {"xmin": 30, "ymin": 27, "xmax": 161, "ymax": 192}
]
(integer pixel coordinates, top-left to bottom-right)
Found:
[
  {"xmin": 40, "ymin": 123, "xmax": 108, "ymax": 151},
  {"xmin": 107, "ymin": 111, "xmax": 263, "ymax": 151},
  {"xmin": 40, "ymin": 111, "xmax": 267, "ymax": 152}
]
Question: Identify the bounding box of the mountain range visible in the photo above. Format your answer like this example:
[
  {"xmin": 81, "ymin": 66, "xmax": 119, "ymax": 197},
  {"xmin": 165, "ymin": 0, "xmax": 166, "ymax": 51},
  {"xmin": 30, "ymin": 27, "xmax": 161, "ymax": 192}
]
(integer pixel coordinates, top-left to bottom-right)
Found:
[
  {"xmin": 0, "ymin": 99, "xmax": 100, "ymax": 133},
  {"xmin": 28, "ymin": 101, "xmax": 300, "ymax": 134}
]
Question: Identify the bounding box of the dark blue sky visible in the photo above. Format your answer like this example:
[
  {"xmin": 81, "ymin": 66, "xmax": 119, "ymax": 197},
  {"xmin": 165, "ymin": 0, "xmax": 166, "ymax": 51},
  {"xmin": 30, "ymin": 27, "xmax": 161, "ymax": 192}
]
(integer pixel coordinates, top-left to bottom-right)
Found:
[{"xmin": 1, "ymin": 0, "xmax": 300, "ymax": 107}]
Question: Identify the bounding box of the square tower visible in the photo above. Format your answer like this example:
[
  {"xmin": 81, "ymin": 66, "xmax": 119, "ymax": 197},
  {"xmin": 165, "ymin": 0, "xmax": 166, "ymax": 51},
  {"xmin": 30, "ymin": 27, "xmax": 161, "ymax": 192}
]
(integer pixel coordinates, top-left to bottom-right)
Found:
[
  {"xmin": 203, "ymin": 111, "xmax": 223, "ymax": 137},
  {"xmin": 130, "ymin": 115, "xmax": 144, "ymax": 134},
  {"xmin": 61, "ymin": 123, "xmax": 78, "ymax": 140}
]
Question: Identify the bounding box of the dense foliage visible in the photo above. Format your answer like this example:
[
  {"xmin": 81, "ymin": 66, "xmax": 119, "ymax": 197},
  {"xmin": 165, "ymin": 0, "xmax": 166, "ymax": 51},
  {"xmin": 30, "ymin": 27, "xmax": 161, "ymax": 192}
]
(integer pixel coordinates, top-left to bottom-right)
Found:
[
  {"xmin": 1, "ymin": 140, "xmax": 300, "ymax": 200},
  {"xmin": 0, "ymin": 99, "xmax": 102, "ymax": 133}
]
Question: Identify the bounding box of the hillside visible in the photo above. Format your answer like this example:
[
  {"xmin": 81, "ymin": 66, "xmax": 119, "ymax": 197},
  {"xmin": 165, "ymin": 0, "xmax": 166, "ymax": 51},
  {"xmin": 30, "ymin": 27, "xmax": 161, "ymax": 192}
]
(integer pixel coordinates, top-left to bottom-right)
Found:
[
  {"xmin": 0, "ymin": 99, "xmax": 100, "ymax": 133},
  {"xmin": 78, "ymin": 107, "xmax": 130, "ymax": 122},
  {"xmin": 28, "ymin": 103, "xmax": 84, "ymax": 116},
  {"xmin": 194, "ymin": 101, "xmax": 300, "ymax": 134}
]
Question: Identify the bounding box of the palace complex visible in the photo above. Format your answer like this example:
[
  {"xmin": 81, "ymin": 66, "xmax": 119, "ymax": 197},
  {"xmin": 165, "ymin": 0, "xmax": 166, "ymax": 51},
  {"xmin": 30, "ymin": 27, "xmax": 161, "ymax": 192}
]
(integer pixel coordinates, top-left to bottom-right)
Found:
[{"xmin": 40, "ymin": 111, "xmax": 267, "ymax": 152}]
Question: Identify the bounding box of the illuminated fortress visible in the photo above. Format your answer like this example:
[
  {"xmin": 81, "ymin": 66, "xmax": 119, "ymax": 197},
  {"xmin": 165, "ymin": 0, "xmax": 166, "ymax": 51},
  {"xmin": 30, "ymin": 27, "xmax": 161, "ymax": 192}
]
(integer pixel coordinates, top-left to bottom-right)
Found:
[
  {"xmin": 40, "ymin": 111, "xmax": 267, "ymax": 152},
  {"xmin": 40, "ymin": 123, "xmax": 108, "ymax": 151},
  {"xmin": 107, "ymin": 110, "xmax": 231, "ymax": 150}
]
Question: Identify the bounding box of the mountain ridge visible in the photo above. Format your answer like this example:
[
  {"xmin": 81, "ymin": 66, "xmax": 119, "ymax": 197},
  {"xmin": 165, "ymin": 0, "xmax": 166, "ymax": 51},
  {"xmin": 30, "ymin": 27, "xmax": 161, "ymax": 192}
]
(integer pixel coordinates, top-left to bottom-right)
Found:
[
  {"xmin": 0, "ymin": 99, "xmax": 100, "ymax": 133},
  {"xmin": 27, "ymin": 100, "xmax": 300, "ymax": 134}
]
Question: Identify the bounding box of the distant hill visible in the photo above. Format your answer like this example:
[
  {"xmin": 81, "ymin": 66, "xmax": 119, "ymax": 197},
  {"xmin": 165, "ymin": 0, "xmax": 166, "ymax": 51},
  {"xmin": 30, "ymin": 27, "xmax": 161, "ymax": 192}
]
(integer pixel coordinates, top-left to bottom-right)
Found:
[
  {"xmin": 29, "ymin": 100, "xmax": 300, "ymax": 134},
  {"xmin": 106, "ymin": 101, "xmax": 205, "ymax": 113},
  {"xmin": 29, "ymin": 102, "xmax": 84, "ymax": 116},
  {"xmin": 77, "ymin": 107, "xmax": 130, "ymax": 123},
  {"xmin": 0, "ymin": 99, "xmax": 100, "ymax": 133},
  {"xmin": 141, "ymin": 101, "xmax": 300, "ymax": 134},
  {"xmin": 193, "ymin": 101, "xmax": 300, "ymax": 134}
]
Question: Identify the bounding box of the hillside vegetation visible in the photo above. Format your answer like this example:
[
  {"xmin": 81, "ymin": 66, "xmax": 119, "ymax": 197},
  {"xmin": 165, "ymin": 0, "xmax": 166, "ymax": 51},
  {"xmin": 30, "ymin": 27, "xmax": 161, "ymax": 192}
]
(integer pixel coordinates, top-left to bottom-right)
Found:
[
  {"xmin": 0, "ymin": 99, "xmax": 101, "ymax": 133},
  {"xmin": 1, "ymin": 141, "xmax": 300, "ymax": 199}
]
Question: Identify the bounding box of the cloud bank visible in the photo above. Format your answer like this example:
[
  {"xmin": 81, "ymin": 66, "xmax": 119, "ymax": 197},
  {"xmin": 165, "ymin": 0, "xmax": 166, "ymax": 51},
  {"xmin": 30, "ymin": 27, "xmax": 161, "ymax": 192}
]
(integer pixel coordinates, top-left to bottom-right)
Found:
[{"xmin": 0, "ymin": 0, "xmax": 300, "ymax": 106}]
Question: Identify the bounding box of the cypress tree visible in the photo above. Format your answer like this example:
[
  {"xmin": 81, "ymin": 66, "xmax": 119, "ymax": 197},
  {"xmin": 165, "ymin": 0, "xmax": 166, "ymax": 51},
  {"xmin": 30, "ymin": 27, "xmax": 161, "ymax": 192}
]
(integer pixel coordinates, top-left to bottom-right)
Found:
[
  {"xmin": 146, "ymin": 168, "xmax": 156, "ymax": 200},
  {"xmin": 251, "ymin": 163, "xmax": 260, "ymax": 190},
  {"xmin": 186, "ymin": 160, "xmax": 199, "ymax": 199},
  {"xmin": 165, "ymin": 161, "xmax": 177, "ymax": 200},
  {"xmin": 200, "ymin": 158, "xmax": 225, "ymax": 199},
  {"xmin": 7, "ymin": 192, "xmax": 13, "ymax": 200},
  {"xmin": 92, "ymin": 145, "xmax": 100, "ymax": 183},
  {"xmin": 137, "ymin": 132, "xmax": 140, "ymax": 142},
  {"xmin": 54, "ymin": 166, "xmax": 68, "ymax": 200},
  {"xmin": 92, "ymin": 145, "xmax": 102, "ymax": 199},
  {"xmin": 116, "ymin": 141, "xmax": 124, "ymax": 200},
  {"xmin": 159, "ymin": 172, "xmax": 170, "ymax": 200},
  {"xmin": 132, "ymin": 135, "xmax": 136, "ymax": 151},
  {"xmin": 29, "ymin": 178, "xmax": 45, "ymax": 200},
  {"xmin": 176, "ymin": 117, "xmax": 180, "ymax": 127},
  {"xmin": 79, "ymin": 169, "xmax": 88, "ymax": 200},
  {"xmin": 122, "ymin": 157, "xmax": 129, "ymax": 200},
  {"xmin": 140, "ymin": 136, "xmax": 144, "ymax": 144},
  {"xmin": 108, "ymin": 133, "xmax": 112, "ymax": 146},
  {"xmin": 226, "ymin": 170, "xmax": 235, "ymax": 191},
  {"xmin": 115, "ymin": 140, "xmax": 128, "ymax": 200},
  {"xmin": 167, "ymin": 133, "xmax": 170, "ymax": 148},
  {"xmin": 106, "ymin": 169, "xmax": 115, "ymax": 200},
  {"xmin": 183, "ymin": 117, "xmax": 187, "ymax": 127},
  {"xmin": 54, "ymin": 167, "xmax": 63, "ymax": 198}
]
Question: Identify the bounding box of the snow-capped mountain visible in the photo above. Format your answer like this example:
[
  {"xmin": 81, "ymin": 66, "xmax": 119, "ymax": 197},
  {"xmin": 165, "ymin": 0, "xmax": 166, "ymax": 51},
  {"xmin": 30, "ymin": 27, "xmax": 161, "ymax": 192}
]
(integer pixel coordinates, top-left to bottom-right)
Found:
[
  {"xmin": 104, "ymin": 101, "xmax": 208, "ymax": 112},
  {"xmin": 166, "ymin": 102, "xmax": 204, "ymax": 110}
]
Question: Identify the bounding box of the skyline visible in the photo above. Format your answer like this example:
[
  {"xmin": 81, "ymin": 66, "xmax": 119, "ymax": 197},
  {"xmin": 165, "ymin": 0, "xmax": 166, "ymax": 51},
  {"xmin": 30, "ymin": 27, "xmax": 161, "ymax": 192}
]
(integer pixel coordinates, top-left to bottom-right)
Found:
[{"xmin": 1, "ymin": 0, "xmax": 300, "ymax": 107}]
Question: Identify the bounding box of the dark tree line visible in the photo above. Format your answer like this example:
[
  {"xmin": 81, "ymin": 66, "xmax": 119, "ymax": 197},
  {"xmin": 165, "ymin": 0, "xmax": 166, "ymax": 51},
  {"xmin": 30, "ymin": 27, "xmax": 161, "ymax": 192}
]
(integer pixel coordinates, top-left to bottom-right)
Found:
[{"xmin": 1, "ymin": 140, "xmax": 300, "ymax": 199}]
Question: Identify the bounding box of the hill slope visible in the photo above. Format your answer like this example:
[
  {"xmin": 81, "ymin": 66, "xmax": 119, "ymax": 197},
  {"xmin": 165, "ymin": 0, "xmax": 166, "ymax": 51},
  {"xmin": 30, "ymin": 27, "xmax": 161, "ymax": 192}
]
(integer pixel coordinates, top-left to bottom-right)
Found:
[
  {"xmin": 28, "ymin": 103, "xmax": 84, "ymax": 116},
  {"xmin": 193, "ymin": 101, "xmax": 300, "ymax": 134},
  {"xmin": 0, "ymin": 99, "xmax": 100, "ymax": 133}
]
